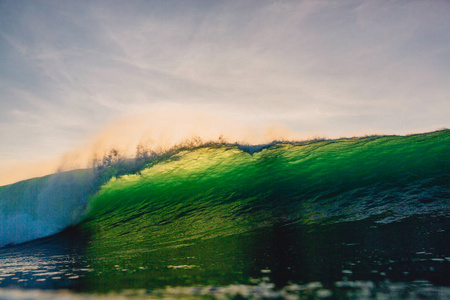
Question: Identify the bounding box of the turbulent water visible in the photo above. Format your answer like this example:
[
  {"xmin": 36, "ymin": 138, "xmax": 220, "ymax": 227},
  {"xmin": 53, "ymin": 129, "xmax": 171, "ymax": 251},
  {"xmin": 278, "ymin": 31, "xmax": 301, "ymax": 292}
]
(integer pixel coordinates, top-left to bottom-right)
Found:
[{"xmin": 0, "ymin": 130, "xmax": 449, "ymax": 299}]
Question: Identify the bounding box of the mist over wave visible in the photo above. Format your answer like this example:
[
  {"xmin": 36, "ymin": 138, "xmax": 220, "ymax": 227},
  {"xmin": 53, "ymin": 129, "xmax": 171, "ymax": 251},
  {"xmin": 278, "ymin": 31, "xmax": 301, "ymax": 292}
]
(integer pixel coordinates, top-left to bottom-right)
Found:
[
  {"xmin": 0, "ymin": 109, "xmax": 301, "ymax": 186},
  {"xmin": 57, "ymin": 110, "xmax": 301, "ymax": 170}
]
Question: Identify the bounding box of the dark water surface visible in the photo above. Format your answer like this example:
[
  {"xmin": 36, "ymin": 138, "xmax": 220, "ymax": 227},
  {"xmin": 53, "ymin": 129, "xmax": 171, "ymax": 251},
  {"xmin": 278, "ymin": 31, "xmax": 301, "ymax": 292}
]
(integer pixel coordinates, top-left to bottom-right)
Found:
[{"xmin": 1, "ymin": 214, "xmax": 449, "ymax": 298}]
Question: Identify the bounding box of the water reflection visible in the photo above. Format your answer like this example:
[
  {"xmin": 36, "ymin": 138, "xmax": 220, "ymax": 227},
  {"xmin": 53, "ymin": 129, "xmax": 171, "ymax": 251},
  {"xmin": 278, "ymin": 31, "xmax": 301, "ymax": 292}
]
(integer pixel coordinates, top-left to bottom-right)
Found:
[
  {"xmin": 0, "ymin": 213, "xmax": 448, "ymax": 296},
  {"xmin": 0, "ymin": 227, "xmax": 90, "ymax": 290}
]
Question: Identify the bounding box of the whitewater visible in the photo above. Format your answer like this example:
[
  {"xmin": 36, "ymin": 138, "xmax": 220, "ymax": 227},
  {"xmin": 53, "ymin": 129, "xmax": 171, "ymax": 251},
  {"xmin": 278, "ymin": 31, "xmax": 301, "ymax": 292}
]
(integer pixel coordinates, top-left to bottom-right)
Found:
[{"xmin": 0, "ymin": 129, "xmax": 449, "ymax": 299}]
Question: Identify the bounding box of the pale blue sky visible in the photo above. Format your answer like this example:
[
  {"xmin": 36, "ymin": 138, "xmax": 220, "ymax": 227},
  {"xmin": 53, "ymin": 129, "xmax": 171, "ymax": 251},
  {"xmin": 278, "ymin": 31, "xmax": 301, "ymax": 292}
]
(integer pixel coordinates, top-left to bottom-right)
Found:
[{"xmin": 1, "ymin": 0, "xmax": 449, "ymax": 175}]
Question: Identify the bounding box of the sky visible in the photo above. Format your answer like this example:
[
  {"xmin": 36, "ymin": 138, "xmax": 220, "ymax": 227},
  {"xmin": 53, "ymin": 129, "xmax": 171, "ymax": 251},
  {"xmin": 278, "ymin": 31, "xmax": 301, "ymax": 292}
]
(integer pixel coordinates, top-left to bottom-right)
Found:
[{"xmin": 0, "ymin": 0, "xmax": 449, "ymax": 185}]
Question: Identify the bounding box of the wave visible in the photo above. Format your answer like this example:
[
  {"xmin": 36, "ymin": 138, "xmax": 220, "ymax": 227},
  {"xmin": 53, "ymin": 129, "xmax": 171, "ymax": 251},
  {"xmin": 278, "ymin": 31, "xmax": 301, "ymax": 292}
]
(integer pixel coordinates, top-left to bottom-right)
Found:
[{"xmin": 0, "ymin": 129, "xmax": 449, "ymax": 248}]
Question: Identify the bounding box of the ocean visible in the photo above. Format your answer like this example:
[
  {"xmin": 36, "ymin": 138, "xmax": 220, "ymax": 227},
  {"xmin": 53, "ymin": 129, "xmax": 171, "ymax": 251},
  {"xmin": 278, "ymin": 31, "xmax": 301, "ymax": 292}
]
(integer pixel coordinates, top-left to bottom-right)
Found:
[{"xmin": 0, "ymin": 130, "xmax": 449, "ymax": 299}]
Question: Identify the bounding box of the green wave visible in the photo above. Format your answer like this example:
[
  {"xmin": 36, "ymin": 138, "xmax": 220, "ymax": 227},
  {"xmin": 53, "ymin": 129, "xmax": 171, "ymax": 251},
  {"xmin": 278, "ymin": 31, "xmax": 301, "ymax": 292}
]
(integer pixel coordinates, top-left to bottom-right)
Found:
[{"xmin": 82, "ymin": 130, "xmax": 449, "ymax": 251}]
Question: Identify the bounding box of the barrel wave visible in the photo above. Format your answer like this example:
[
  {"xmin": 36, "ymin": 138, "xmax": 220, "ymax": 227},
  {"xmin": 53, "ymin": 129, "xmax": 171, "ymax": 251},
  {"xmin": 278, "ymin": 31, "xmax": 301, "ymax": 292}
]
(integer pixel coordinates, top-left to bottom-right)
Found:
[
  {"xmin": 0, "ymin": 130, "xmax": 449, "ymax": 298},
  {"xmin": 83, "ymin": 130, "xmax": 449, "ymax": 246}
]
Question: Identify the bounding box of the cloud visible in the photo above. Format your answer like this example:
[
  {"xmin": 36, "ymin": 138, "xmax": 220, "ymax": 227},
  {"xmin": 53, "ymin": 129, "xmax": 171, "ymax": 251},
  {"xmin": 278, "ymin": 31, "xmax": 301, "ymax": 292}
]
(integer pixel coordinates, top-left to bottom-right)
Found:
[{"xmin": 0, "ymin": 0, "xmax": 449, "ymax": 180}]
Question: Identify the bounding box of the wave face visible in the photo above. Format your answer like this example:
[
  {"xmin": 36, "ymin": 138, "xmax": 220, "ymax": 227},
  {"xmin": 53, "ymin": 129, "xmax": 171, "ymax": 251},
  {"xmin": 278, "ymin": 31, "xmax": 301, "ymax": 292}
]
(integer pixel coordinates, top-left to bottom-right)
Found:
[
  {"xmin": 84, "ymin": 129, "xmax": 449, "ymax": 231},
  {"xmin": 0, "ymin": 130, "xmax": 449, "ymax": 296}
]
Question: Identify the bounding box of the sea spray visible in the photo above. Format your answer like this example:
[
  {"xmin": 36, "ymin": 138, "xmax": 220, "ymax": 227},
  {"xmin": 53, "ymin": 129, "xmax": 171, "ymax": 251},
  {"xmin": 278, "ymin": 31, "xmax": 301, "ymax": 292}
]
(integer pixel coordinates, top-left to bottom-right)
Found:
[
  {"xmin": 0, "ymin": 110, "xmax": 301, "ymax": 186},
  {"xmin": 0, "ymin": 170, "xmax": 96, "ymax": 247}
]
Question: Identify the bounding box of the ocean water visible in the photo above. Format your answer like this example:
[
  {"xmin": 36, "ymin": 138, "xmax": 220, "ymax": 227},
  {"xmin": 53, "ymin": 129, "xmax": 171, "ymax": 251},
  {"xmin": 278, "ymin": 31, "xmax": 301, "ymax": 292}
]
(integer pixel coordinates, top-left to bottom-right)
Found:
[{"xmin": 0, "ymin": 130, "xmax": 449, "ymax": 299}]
